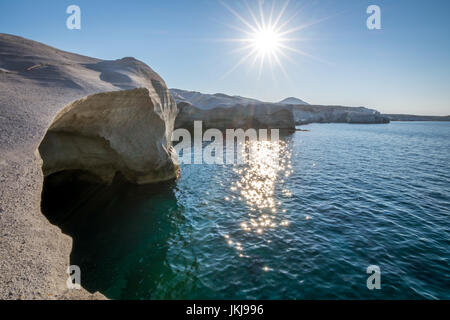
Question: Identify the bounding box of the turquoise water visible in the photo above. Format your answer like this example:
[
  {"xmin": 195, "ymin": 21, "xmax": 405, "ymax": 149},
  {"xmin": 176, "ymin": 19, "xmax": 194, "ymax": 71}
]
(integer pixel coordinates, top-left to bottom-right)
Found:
[{"xmin": 47, "ymin": 122, "xmax": 450, "ymax": 299}]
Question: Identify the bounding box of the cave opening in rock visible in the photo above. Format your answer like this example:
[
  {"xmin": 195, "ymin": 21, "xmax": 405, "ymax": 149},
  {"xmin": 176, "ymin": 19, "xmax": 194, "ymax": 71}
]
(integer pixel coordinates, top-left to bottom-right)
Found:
[
  {"xmin": 36, "ymin": 87, "xmax": 182, "ymax": 298},
  {"xmin": 40, "ymin": 169, "xmax": 183, "ymax": 298}
]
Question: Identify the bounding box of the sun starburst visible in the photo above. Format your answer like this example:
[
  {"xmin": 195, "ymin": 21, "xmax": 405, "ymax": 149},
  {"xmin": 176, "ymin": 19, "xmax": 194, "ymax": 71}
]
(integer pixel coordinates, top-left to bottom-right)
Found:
[{"xmin": 220, "ymin": 0, "xmax": 315, "ymax": 79}]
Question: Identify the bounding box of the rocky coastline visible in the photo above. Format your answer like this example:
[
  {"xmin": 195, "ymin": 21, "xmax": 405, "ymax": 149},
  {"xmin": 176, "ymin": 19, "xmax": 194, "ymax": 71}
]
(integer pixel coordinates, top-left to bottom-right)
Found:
[
  {"xmin": 171, "ymin": 89, "xmax": 390, "ymax": 127},
  {"xmin": 1, "ymin": 33, "xmax": 445, "ymax": 300}
]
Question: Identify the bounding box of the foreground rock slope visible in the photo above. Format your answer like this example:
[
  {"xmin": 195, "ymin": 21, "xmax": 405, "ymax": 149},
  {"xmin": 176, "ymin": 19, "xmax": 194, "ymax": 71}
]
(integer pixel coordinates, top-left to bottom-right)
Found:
[{"xmin": 0, "ymin": 33, "xmax": 177, "ymax": 299}]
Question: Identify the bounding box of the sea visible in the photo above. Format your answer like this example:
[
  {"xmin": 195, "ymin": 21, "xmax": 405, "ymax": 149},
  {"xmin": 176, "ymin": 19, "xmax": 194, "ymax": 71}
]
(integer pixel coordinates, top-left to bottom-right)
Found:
[{"xmin": 46, "ymin": 121, "xmax": 450, "ymax": 299}]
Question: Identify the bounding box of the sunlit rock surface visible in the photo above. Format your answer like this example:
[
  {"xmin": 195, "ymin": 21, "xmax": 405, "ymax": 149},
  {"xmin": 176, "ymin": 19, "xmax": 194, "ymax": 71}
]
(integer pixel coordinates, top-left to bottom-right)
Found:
[{"xmin": 171, "ymin": 88, "xmax": 264, "ymax": 110}]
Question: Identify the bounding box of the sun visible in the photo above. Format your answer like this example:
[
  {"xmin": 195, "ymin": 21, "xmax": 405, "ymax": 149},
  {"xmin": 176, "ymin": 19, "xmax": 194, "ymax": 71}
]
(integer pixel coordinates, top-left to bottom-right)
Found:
[
  {"xmin": 251, "ymin": 26, "xmax": 281, "ymax": 54},
  {"xmin": 220, "ymin": 0, "xmax": 319, "ymax": 79}
]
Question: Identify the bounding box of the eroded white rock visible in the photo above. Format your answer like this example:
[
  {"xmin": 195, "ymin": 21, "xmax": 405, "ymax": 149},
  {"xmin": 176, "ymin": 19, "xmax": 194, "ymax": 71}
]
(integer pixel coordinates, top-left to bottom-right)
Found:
[{"xmin": 39, "ymin": 87, "xmax": 179, "ymax": 184}]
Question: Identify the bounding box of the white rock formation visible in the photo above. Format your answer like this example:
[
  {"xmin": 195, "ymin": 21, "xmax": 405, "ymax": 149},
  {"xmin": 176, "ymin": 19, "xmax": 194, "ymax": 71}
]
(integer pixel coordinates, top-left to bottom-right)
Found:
[
  {"xmin": 39, "ymin": 88, "xmax": 179, "ymax": 184},
  {"xmin": 0, "ymin": 33, "xmax": 177, "ymax": 300},
  {"xmin": 171, "ymin": 89, "xmax": 388, "ymax": 126},
  {"xmin": 175, "ymin": 102, "xmax": 296, "ymax": 131},
  {"xmin": 292, "ymin": 105, "xmax": 389, "ymax": 124}
]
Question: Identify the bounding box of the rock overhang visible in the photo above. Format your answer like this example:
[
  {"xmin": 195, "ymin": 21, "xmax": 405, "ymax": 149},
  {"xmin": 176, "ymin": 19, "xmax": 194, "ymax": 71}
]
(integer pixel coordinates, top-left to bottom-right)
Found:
[{"xmin": 38, "ymin": 87, "xmax": 179, "ymax": 185}]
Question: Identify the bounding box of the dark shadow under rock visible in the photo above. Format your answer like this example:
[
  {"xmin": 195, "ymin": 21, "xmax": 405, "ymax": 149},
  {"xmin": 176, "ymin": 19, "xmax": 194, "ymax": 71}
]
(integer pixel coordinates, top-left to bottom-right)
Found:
[{"xmin": 41, "ymin": 170, "xmax": 184, "ymax": 299}]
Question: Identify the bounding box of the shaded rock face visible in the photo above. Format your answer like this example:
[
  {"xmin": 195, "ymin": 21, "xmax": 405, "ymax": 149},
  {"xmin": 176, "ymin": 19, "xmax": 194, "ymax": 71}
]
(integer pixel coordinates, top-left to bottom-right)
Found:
[
  {"xmin": 383, "ymin": 114, "xmax": 450, "ymax": 121},
  {"xmin": 175, "ymin": 102, "xmax": 296, "ymax": 131},
  {"xmin": 39, "ymin": 88, "xmax": 179, "ymax": 185},
  {"xmin": 170, "ymin": 88, "xmax": 389, "ymax": 126}
]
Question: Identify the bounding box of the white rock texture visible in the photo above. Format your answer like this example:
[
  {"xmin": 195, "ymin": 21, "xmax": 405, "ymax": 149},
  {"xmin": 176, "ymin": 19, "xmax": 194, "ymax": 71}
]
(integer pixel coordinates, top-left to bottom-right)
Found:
[
  {"xmin": 0, "ymin": 33, "xmax": 177, "ymax": 299},
  {"xmin": 39, "ymin": 88, "xmax": 178, "ymax": 185}
]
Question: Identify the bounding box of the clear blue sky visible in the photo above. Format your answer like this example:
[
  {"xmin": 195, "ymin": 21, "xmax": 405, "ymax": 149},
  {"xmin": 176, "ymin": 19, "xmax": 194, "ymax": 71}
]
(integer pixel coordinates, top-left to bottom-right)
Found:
[{"xmin": 1, "ymin": 0, "xmax": 449, "ymax": 115}]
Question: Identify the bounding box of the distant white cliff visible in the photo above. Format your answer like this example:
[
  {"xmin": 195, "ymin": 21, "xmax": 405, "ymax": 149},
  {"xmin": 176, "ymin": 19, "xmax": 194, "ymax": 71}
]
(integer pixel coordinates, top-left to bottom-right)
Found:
[
  {"xmin": 292, "ymin": 105, "xmax": 389, "ymax": 124},
  {"xmin": 170, "ymin": 89, "xmax": 389, "ymax": 126},
  {"xmin": 382, "ymin": 114, "xmax": 450, "ymax": 121},
  {"xmin": 279, "ymin": 97, "xmax": 309, "ymax": 105}
]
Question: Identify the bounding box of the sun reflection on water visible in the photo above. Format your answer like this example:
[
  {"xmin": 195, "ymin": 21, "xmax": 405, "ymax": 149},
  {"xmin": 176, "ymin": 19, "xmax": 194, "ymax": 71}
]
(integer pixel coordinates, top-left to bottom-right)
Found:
[{"xmin": 225, "ymin": 139, "xmax": 293, "ymax": 260}]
